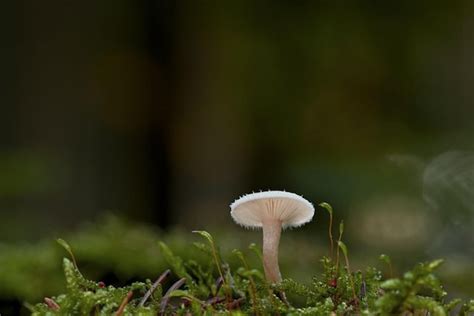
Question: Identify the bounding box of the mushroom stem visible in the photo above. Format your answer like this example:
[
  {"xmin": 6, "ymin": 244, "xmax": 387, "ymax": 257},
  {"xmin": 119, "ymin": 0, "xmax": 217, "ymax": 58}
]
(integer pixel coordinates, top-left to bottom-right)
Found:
[{"xmin": 262, "ymin": 219, "xmax": 282, "ymax": 283}]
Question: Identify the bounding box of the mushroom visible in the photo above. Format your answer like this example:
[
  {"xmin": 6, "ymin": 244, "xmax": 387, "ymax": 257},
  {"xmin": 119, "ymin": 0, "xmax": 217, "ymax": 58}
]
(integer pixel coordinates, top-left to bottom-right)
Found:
[{"xmin": 230, "ymin": 190, "xmax": 314, "ymax": 283}]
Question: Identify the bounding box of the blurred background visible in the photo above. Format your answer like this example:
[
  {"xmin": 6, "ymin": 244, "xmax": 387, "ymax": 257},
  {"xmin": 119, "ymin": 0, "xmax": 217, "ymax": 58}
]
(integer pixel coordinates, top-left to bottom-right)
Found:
[{"xmin": 1, "ymin": 1, "xmax": 474, "ymax": 314}]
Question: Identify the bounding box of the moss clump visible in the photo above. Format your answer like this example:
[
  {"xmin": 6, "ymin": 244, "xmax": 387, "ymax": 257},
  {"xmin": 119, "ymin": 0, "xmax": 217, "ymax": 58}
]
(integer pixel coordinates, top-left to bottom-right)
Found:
[{"xmin": 29, "ymin": 229, "xmax": 473, "ymax": 315}]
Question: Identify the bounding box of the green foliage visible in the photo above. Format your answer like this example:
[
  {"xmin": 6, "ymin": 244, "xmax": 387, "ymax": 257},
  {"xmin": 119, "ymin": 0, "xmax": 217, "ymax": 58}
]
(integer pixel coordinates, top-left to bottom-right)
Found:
[
  {"xmin": 29, "ymin": 230, "xmax": 472, "ymax": 315},
  {"xmin": 192, "ymin": 230, "xmax": 224, "ymax": 281},
  {"xmin": 378, "ymin": 254, "xmax": 391, "ymax": 266},
  {"xmin": 0, "ymin": 216, "xmax": 212, "ymax": 303},
  {"xmin": 459, "ymin": 299, "xmax": 474, "ymax": 315},
  {"xmin": 31, "ymin": 258, "xmax": 152, "ymax": 316},
  {"xmin": 55, "ymin": 239, "xmax": 77, "ymax": 269},
  {"xmin": 375, "ymin": 259, "xmax": 447, "ymax": 315},
  {"xmin": 4, "ymin": 204, "xmax": 471, "ymax": 315},
  {"xmin": 157, "ymin": 241, "xmax": 191, "ymax": 281}
]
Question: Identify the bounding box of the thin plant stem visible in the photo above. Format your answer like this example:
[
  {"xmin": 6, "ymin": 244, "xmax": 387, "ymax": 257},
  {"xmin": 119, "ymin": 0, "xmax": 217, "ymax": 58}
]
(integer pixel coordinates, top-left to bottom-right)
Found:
[
  {"xmin": 139, "ymin": 269, "xmax": 170, "ymax": 307},
  {"xmin": 193, "ymin": 231, "xmax": 232, "ymax": 306},
  {"xmin": 335, "ymin": 221, "xmax": 344, "ymax": 277},
  {"xmin": 329, "ymin": 211, "xmax": 334, "ymax": 260},
  {"xmin": 379, "ymin": 254, "xmax": 394, "ymax": 279},
  {"xmin": 234, "ymin": 251, "xmax": 259, "ymax": 316},
  {"xmin": 320, "ymin": 203, "xmax": 335, "ymax": 260},
  {"xmin": 338, "ymin": 241, "xmax": 358, "ymax": 306},
  {"xmin": 56, "ymin": 239, "xmax": 78, "ymax": 270},
  {"xmin": 343, "ymin": 255, "xmax": 357, "ymax": 304},
  {"xmin": 115, "ymin": 291, "xmax": 133, "ymax": 316},
  {"xmin": 159, "ymin": 278, "xmax": 186, "ymax": 315}
]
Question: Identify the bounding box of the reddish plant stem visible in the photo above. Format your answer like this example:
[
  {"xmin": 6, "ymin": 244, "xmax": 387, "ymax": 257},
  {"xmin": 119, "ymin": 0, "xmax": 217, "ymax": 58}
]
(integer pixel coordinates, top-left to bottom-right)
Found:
[
  {"xmin": 228, "ymin": 297, "xmax": 245, "ymax": 309},
  {"xmin": 328, "ymin": 212, "xmax": 334, "ymax": 260},
  {"xmin": 115, "ymin": 291, "xmax": 133, "ymax": 316}
]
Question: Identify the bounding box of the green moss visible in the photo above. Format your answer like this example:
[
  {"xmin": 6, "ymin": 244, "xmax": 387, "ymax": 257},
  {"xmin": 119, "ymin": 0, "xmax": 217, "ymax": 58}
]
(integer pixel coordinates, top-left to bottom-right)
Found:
[
  {"xmin": 28, "ymin": 230, "xmax": 471, "ymax": 315},
  {"xmin": 0, "ymin": 205, "xmax": 471, "ymax": 315}
]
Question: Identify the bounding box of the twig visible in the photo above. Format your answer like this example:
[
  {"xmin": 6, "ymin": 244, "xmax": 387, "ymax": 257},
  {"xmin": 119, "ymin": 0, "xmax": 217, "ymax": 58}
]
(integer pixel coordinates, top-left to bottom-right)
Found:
[
  {"xmin": 214, "ymin": 276, "xmax": 224, "ymax": 296},
  {"xmin": 115, "ymin": 291, "xmax": 133, "ymax": 316},
  {"xmin": 278, "ymin": 291, "xmax": 290, "ymax": 306},
  {"xmin": 159, "ymin": 278, "xmax": 186, "ymax": 315},
  {"xmin": 228, "ymin": 297, "xmax": 245, "ymax": 309},
  {"xmin": 206, "ymin": 296, "xmax": 226, "ymax": 305},
  {"xmin": 139, "ymin": 269, "xmax": 171, "ymax": 307},
  {"xmin": 360, "ymin": 280, "xmax": 366, "ymax": 299}
]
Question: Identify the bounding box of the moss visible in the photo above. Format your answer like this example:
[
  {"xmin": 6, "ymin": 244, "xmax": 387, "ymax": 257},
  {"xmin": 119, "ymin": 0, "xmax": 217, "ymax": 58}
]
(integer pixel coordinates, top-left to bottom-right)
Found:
[
  {"xmin": 1, "ymin": 206, "xmax": 471, "ymax": 315},
  {"xmin": 28, "ymin": 231, "xmax": 472, "ymax": 315}
]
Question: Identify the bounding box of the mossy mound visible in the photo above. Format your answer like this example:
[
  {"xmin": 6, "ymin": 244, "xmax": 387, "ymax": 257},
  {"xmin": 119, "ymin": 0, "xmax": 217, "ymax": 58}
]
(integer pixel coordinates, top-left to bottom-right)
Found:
[{"xmin": 29, "ymin": 232, "xmax": 473, "ymax": 315}]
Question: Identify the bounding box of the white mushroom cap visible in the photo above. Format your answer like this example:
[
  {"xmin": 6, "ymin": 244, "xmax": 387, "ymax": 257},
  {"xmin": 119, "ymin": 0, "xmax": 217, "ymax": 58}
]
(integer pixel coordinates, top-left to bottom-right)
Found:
[{"xmin": 230, "ymin": 191, "xmax": 315, "ymax": 229}]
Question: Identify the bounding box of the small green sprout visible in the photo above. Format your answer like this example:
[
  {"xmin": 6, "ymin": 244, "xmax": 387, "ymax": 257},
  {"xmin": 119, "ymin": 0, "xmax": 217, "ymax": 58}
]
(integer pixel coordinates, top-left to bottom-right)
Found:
[{"xmin": 319, "ymin": 202, "xmax": 334, "ymax": 260}]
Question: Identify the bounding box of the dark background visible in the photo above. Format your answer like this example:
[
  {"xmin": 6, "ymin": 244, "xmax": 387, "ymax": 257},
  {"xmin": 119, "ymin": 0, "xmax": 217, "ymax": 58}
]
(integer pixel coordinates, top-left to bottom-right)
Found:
[{"xmin": 1, "ymin": 1, "xmax": 474, "ymax": 313}]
